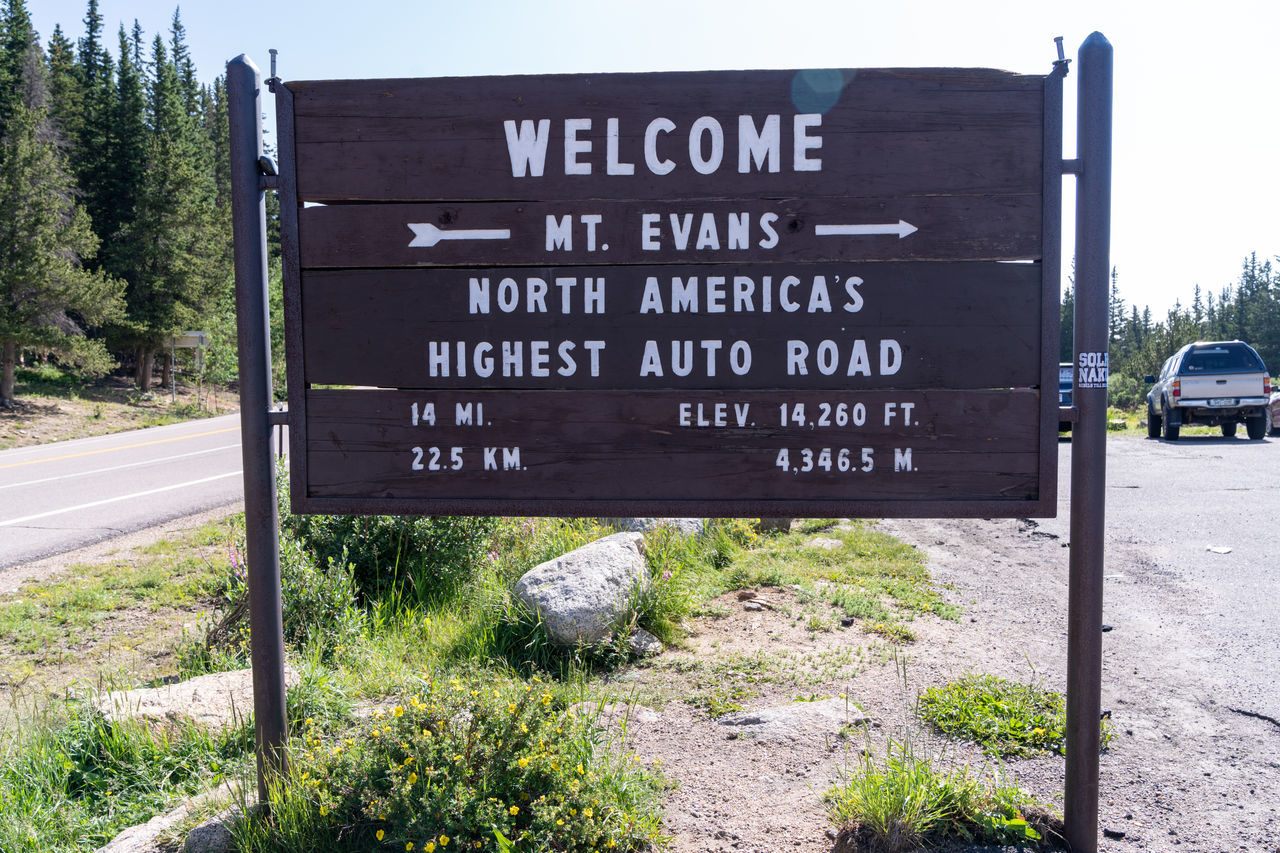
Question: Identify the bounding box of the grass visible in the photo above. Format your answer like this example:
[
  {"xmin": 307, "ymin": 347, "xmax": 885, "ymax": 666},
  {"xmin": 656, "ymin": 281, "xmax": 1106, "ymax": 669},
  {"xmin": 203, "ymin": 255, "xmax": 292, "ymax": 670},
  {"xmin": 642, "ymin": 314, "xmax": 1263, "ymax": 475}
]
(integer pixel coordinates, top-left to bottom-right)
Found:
[
  {"xmin": 916, "ymin": 673, "xmax": 1110, "ymax": 758},
  {"xmin": 824, "ymin": 737, "xmax": 1060, "ymax": 851},
  {"xmin": 729, "ymin": 519, "xmax": 959, "ymax": 640},
  {"xmin": 0, "ymin": 706, "xmax": 253, "ymax": 852},
  {"xmin": 0, "ymin": 509, "xmax": 973, "ymax": 851}
]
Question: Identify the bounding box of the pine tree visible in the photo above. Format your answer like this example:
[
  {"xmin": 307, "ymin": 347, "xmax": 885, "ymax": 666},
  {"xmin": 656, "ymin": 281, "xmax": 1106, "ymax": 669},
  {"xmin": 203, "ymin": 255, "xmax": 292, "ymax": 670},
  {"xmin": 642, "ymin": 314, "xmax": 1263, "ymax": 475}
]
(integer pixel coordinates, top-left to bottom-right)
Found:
[
  {"xmin": 72, "ymin": 0, "xmax": 115, "ymax": 258},
  {"xmin": 113, "ymin": 34, "xmax": 222, "ymax": 392},
  {"xmin": 98, "ymin": 24, "xmax": 146, "ymax": 280},
  {"xmin": 44, "ymin": 24, "xmax": 83, "ymax": 144},
  {"xmin": 0, "ymin": 30, "xmax": 124, "ymax": 406}
]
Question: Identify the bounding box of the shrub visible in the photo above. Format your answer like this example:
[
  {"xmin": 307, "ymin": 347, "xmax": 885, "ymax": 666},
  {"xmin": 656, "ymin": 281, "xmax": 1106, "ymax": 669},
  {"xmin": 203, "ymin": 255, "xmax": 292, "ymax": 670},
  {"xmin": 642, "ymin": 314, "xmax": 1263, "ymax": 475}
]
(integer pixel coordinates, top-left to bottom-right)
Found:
[
  {"xmin": 192, "ymin": 525, "xmax": 365, "ymax": 669},
  {"xmin": 231, "ymin": 672, "xmax": 664, "ymax": 852},
  {"xmin": 282, "ymin": 512, "xmax": 495, "ymax": 609}
]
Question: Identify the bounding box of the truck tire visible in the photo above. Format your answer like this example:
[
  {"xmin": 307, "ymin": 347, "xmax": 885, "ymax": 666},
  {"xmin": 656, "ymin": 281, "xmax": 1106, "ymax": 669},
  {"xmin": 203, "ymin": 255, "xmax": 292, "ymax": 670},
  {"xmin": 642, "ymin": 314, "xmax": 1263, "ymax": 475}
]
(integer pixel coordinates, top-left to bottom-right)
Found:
[
  {"xmin": 1221, "ymin": 423, "xmax": 1237, "ymax": 438},
  {"xmin": 1246, "ymin": 414, "xmax": 1266, "ymax": 440},
  {"xmin": 1162, "ymin": 404, "xmax": 1179, "ymax": 441},
  {"xmin": 1147, "ymin": 406, "xmax": 1161, "ymax": 438},
  {"xmin": 1270, "ymin": 410, "xmax": 1279, "ymax": 437}
]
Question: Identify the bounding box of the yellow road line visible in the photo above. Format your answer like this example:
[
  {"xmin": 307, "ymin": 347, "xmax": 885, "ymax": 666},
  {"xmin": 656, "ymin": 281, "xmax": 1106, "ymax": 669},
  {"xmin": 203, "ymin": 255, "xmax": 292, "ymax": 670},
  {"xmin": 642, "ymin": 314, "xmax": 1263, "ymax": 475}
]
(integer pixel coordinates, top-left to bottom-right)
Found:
[{"xmin": 0, "ymin": 426, "xmax": 239, "ymax": 471}]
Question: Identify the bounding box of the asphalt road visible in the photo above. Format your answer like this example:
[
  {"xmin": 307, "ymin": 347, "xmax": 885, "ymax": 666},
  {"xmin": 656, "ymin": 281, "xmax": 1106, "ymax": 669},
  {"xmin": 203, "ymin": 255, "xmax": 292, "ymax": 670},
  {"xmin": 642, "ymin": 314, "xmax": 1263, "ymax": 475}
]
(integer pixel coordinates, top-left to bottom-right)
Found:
[
  {"xmin": 0, "ymin": 415, "xmax": 246, "ymax": 569},
  {"xmin": 1042, "ymin": 431, "xmax": 1280, "ymax": 722}
]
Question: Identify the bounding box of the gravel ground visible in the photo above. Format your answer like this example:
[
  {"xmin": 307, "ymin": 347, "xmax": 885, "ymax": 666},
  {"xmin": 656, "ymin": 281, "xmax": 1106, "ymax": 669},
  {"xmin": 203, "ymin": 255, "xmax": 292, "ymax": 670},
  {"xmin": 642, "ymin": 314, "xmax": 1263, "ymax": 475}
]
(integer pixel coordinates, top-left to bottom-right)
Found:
[{"xmin": 601, "ymin": 517, "xmax": 1280, "ymax": 853}]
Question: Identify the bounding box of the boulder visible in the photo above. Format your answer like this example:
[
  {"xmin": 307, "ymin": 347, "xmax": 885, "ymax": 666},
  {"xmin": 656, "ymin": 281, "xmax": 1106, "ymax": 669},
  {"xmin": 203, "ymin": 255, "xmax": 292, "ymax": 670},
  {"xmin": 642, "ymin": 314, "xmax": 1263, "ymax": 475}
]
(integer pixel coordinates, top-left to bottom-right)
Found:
[
  {"xmin": 96, "ymin": 786, "xmax": 239, "ymax": 853},
  {"xmin": 97, "ymin": 666, "xmax": 300, "ymax": 733},
  {"xmin": 514, "ymin": 532, "xmax": 648, "ymax": 645},
  {"xmin": 603, "ymin": 517, "xmax": 705, "ymax": 536}
]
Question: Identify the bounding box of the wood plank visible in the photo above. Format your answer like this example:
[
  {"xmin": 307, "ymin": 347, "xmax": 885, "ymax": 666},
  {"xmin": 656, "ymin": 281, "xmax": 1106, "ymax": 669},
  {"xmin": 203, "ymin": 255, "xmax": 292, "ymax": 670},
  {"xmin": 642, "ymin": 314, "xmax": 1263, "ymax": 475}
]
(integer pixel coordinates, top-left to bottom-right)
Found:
[
  {"xmin": 303, "ymin": 388, "xmax": 1041, "ymax": 507},
  {"xmin": 286, "ymin": 68, "xmax": 1042, "ymax": 202},
  {"xmin": 298, "ymin": 262, "xmax": 1042, "ymax": 390},
  {"xmin": 298, "ymin": 196, "xmax": 1041, "ymax": 268}
]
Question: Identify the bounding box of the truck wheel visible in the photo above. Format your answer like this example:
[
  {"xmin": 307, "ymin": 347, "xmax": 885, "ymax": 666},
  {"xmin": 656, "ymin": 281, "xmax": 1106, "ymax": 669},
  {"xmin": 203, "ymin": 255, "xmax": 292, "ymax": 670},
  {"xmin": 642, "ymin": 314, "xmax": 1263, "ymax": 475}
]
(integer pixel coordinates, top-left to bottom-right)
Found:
[
  {"xmin": 1147, "ymin": 405, "xmax": 1161, "ymax": 438},
  {"xmin": 1162, "ymin": 405, "xmax": 1179, "ymax": 441},
  {"xmin": 1270, "ymin": 410, "xmax": 1279, "ymax": 437},
  {"xmin": 1246, "ymin": 414, "xmax": 1266, "ymax": 440},
  {"xmin": 1221, "ymin": 423, "xmax": 1237, "ymax": 438}
]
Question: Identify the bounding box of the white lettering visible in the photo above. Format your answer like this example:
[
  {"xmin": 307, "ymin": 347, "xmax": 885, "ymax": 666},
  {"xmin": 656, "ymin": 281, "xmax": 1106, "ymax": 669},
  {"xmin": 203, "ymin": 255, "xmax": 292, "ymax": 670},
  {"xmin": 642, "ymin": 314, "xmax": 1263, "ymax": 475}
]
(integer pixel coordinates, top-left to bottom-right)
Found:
[
  {"xmin": 793, "ymin": 114, "xmax": 823, "ymax": 171},
  {"xmin": 738, "ymin": 114, "xmax": 780, "ymax": 173},
  {"xmin": 605, "ymin": 117, "xmax": 635, "ymax": 175},
  {"xmin": 689, "ymin": 116, "xmax": 724, "ymax": 175},
  {"xmin": 564, "ymin": 118, "xmax": 592, "ymax": 175},
  {"xmin": 503, "ymin": 119, "xmax": 550, "ymax": 177}
]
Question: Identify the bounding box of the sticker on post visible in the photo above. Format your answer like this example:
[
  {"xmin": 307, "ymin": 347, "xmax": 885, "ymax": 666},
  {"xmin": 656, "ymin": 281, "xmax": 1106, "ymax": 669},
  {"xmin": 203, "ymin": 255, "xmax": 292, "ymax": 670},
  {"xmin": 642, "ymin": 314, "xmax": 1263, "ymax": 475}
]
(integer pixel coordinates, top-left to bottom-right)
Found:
[{"xmin": 1077, "ymin": 352, "xmax": 1109, "ymax": 389}]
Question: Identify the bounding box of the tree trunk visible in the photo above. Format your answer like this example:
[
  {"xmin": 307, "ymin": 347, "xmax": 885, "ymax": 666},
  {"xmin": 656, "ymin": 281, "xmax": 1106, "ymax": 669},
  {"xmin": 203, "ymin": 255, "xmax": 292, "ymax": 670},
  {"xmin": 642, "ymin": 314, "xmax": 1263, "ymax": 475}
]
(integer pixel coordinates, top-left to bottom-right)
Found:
[
  {"xmin": 1, "ymin": 340, "xmax": 15, "ymax": 408},
  {"xmin": 161, "ymin": 351, "xmax": 172, "ymax": 392},
  {"xmin": 137, "ymin": 348, "xmax": 155, "ymax": 392}
]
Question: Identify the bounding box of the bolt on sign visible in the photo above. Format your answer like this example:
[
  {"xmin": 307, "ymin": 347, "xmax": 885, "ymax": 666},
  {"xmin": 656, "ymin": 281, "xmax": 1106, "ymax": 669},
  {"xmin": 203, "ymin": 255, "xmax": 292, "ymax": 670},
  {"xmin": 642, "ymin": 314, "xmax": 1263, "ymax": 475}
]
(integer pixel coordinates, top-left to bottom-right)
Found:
[{"xmin": 274, "ymin": 66, "xmax": 1063, "ymax": 517}]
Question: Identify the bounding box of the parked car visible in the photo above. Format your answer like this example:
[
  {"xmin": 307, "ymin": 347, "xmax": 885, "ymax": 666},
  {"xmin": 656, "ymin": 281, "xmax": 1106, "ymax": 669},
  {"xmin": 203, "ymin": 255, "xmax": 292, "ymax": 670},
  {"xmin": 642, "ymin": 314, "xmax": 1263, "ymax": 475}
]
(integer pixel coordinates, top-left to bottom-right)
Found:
[
  {"xmin": 1145, "ymin": 341, "xmax": 1271, "ymax": 440},
  {"xmin": 1269, "ymin": 385, "xmax": 1280, "ymax": 436},
  {"xmin": 1058, "ymin": 362, "xmax": 1073, "ymax": 432}
]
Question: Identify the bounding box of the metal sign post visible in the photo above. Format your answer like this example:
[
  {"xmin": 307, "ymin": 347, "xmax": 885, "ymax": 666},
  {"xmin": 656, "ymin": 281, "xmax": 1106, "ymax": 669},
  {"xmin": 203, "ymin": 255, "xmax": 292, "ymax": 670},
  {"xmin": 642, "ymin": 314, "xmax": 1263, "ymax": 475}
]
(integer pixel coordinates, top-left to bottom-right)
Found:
[
  {"xmin": 1065, "ymin": 32, "xmax": 1113, "ymax": 853},
  {"xmin": 227, "ymin": 54, "xmax": 289, "ymax": 805}
]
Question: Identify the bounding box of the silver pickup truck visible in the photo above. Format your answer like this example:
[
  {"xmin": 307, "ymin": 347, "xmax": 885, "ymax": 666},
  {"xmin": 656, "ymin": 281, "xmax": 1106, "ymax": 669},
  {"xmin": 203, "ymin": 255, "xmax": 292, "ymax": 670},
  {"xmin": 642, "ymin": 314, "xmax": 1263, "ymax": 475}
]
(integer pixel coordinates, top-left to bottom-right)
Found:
[{"xmin": 1145, "ymin": 341, "xmax": 1271, "ymax": 440}]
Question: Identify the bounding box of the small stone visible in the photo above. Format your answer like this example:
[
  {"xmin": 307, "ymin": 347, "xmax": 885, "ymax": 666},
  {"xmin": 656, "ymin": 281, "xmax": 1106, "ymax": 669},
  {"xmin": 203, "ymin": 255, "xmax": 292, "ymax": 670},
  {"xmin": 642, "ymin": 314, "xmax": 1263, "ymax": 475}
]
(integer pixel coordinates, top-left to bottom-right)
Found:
[
  {"xmin": 840, "ymin": 616, "xmax": 856, "ymax": 628},
  {"xmin": 743, "ymin": 601, "xmax": 765, "ymax": 612},
  {"xmin": 1102, "ymin": 624, "xmax": 1114, "ymax": 632},
  {"xmin": 1103, "ymin": 828, "xmax": 1126, "ymax": 840},
  {"xmin": 627, "ymin": 627, "xmax": 664, "ymax": 657}
]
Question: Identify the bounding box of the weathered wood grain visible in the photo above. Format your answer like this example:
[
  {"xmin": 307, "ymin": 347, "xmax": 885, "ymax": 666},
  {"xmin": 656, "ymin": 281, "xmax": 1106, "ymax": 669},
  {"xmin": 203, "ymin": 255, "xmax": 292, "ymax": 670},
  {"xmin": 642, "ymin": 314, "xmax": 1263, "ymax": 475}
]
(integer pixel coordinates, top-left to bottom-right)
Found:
[
  {"xmin": 298, "ymin": 261, "xmax": 1042, "ymax": 390},
  {"xmin": 287, "ymin": 68, "xmax": 1042, "ymax": 202},
  {"xmin": 302, "ymin": 388, "xmax": 1042, "ymax": 511},
  {"xmin": 298, "ymin": 196, "xmax": 1041, "ymax": 268}
]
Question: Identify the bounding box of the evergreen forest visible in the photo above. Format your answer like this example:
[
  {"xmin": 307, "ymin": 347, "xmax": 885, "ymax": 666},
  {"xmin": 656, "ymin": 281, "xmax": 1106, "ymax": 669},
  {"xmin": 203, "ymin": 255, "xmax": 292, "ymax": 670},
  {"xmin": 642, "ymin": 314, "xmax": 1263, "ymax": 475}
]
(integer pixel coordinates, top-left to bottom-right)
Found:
[{"xmin": 2, "ymin": 0, "xmax": 1277, "ymax": 411}]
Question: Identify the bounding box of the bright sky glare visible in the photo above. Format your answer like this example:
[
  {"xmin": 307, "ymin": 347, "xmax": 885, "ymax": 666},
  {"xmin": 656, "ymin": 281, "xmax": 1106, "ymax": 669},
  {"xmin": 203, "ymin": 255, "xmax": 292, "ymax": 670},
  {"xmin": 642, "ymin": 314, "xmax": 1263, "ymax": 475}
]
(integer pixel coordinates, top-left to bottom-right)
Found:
[{"xmin": 30, "ymin": 0, "xmax": 1280, "ymax": 318}]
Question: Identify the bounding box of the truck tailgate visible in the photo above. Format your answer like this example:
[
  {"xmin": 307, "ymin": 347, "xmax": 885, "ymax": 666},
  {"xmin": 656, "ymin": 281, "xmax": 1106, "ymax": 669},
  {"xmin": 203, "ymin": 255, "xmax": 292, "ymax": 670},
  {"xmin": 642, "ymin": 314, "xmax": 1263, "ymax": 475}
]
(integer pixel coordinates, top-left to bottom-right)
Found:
[{"xmin": 1179, "ymin": 372, "xmax": 1267, "ymax": 402}]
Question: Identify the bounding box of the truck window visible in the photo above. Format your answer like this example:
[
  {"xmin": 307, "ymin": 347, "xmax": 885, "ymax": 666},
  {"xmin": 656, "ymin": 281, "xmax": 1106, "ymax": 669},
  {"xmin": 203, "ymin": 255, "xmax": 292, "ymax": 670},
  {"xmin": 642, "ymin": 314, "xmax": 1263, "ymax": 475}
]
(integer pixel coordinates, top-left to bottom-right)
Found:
[{"xmin": 1179, "ymin": 346, "xmax": 1263, "ymax": 374}]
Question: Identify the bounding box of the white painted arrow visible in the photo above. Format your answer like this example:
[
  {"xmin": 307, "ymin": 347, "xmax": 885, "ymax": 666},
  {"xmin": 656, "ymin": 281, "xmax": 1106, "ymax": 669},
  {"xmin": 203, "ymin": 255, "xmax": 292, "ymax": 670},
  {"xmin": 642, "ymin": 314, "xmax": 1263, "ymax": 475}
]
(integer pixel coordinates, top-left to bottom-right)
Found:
[
  {"xmin": 407, "ymin": 222, "xmax": 512, "ymax": 248},
  {"xmin": 814, "ymin": 220, "xmax": 918, "ymax": 239}
]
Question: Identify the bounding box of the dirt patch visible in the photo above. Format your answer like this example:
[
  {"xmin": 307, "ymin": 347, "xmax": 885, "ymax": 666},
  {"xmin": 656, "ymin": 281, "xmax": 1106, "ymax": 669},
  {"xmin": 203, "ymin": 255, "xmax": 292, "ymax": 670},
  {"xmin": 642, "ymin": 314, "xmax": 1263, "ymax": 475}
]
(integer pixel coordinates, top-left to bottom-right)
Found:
[
  {"xmin": 0, "ymin": 374, "xmax": 235, "ymax": 450},
  {"xmin": 594, "ymin": 518, "xmax": 1280, "ymax": 852}
]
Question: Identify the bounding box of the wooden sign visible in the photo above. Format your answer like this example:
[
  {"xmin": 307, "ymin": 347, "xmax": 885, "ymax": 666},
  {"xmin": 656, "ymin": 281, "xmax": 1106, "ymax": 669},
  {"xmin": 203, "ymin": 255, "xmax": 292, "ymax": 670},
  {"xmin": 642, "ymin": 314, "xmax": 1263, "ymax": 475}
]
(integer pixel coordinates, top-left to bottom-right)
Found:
[{"xmin": 275, "ymin": 66, "xmax": 1062, "ymax": 517}]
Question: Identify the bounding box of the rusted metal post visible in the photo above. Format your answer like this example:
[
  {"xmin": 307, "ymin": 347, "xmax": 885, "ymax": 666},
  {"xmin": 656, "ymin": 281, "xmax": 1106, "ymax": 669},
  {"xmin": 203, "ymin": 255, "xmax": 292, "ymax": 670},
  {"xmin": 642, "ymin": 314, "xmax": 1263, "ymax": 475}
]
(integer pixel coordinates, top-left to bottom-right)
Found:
[
  {"xmin": 1065, "ymin": 31, "xmax": 1113, "ymax": 853},
  {"xmin": 227, "ymin": 54, "xmax": 289, "ymax": 806}
]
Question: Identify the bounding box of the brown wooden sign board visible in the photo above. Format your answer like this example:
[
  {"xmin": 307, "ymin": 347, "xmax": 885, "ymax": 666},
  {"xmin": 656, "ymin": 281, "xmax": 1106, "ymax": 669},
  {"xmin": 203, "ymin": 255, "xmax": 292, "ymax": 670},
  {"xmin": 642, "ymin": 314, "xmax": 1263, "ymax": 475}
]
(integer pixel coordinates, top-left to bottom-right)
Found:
[{"xmin": 274, "ymin": 66, "xmax": 1062, "ymax": 517}]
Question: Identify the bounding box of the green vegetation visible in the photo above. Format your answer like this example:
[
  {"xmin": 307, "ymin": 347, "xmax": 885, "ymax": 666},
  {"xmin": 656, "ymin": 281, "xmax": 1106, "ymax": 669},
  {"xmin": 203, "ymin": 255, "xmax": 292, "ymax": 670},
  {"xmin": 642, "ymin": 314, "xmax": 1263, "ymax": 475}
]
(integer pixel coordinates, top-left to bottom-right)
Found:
[
  {"xmin": 917, "ymin": 673, "xmax": 1109, "ymax": 758},
  {"xmin": 0, "ymin": 708, "xmax": 252, "ymax": 851},
  {"xmin": 731, "ymin": 519, "xmax": 960, "ymax": 639},
  {"xmin": 0, "ymin": 499, "xmax": 981, "ymax": 852},
  {"xmin": 233, "ymin": 674, "xmax": 664, "ymax": 852},
  {"xmin": 1063, "ymin": 257, "xmax": 1280, "ymax": 412},
  {"xmin": 825, "ymin": 738, "xmax": 1058, "ymax": 851}
]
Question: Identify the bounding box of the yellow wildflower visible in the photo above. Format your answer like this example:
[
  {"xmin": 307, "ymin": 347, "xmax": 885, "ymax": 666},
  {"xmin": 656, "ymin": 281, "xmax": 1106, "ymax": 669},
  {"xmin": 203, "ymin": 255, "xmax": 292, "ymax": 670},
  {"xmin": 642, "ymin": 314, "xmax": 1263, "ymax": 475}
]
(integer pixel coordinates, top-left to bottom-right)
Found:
[
  {"xmin": 425, "ymin": 844, "xmax": 435, "ymax": 853},
  {"xmin": 584, "ymin": 808, "xmax": 593, "ymax": 818},
  {"xmin": 408, "ymin": 772, "xmax": 418, "ymax": 784},
  {"xmin": 517, "ymin": 757, "xmax": 530, "ymax": 768},
  {"xmin": 576, "ymin": 763, "xmax": 585, "ymax": 775},
  {"xmin": 394, "ymin": 706, "xmax": 404, "ymax": 717},
  {"xmin": 439, "ymin": 836, "xmax": 450, "ymax": 847},
  {"xmin": 509, "ymin": 805, "xmax": 519, "ymax": 815},
  {"xmin": 406, "ymin": 844, "xmax": 415, "ymax": 852},
  {"xmin": 556, "ymin": 819, "xmax": 564, "ymax": 826},
  {"xmin": 376, "ymin": 830, "xmax": 385, "ymax": 841}
]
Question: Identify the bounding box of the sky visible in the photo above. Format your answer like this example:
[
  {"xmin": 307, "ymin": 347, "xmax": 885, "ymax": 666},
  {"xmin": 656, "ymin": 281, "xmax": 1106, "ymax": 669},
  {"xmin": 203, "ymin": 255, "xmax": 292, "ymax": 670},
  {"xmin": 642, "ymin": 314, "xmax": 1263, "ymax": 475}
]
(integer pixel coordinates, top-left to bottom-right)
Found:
[{"xmin": 30, "ymin": 0, "xmax": 1280, "ymax": 318}]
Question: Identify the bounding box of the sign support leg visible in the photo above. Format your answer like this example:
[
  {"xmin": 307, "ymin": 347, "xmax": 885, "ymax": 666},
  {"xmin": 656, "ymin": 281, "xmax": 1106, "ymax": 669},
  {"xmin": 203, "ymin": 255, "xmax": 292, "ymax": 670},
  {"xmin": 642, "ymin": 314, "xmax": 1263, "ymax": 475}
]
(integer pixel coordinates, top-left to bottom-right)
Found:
[
  {"xmin": 227, "ymin": 54, "xmax": 289, "ymax": 806},
  {"xmin": 1065, "ymin": 31, "xmax": 1113, "ymax": 853}
]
